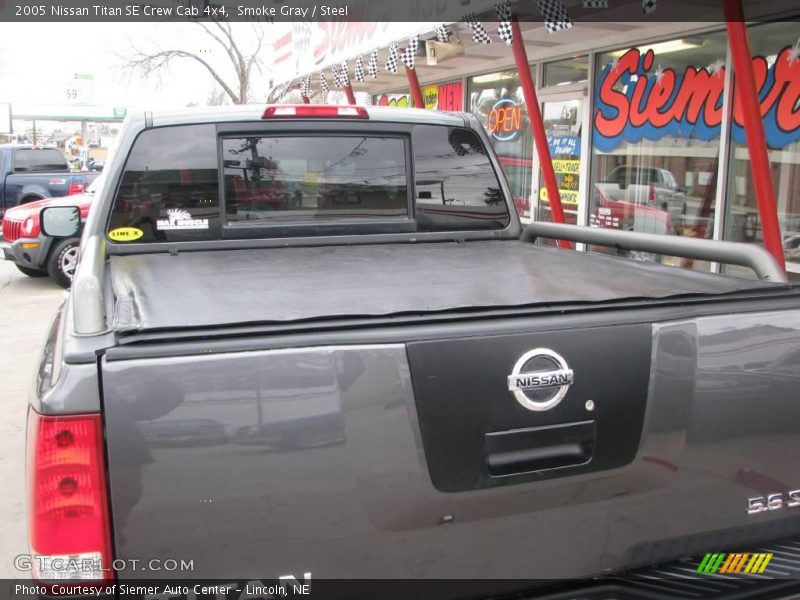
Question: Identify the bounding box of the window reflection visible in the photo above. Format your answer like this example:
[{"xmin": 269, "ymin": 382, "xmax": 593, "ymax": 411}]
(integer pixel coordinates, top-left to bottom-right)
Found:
[
  {"xmin": 724, "ymin": 22, "xmax": 800, "ymax": 281},
  {"xmin": 543, "ymin": 55, "xmax": 589, "ymax": 88},
  {"xmin": 412, "ymin": 125, "xmax": 510, "ymax": 231},
  {"xmin": 589, "ymin": 32, "xmax": 729, "ymax": 269},
  {"xmin": 222, "ymin": 136, "xmax": 408, "ymax": 223},
  {"xmin": 107, "ymin": 124, "xmax": 220, "ymax": 244}
]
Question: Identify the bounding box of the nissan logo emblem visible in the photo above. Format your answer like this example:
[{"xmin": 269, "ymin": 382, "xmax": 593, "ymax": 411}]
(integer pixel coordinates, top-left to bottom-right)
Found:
[{"xmin": 507, "ymin": 348, "xmax": 574, "ymax": 411}]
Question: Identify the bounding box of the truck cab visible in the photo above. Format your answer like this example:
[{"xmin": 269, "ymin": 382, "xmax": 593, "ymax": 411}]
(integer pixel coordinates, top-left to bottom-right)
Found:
[{"xmin": 0, "ymin": 145, "xmax": 97, "ymax": 217}]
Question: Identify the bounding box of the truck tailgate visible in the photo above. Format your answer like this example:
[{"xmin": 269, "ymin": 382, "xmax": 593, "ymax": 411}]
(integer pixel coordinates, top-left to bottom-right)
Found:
[{"xmin": 101, "ymin": 301, "xmax": 800, "ymax": 582}]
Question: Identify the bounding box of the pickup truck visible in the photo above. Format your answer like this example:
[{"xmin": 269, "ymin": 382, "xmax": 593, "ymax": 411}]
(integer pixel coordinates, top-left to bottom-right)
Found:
[
  {"xmin": 25, "ymin": 105, "xmax": 800, "ymax": 599},
  {"xmin": 0, "ymin": 145, "xmax": 97, "ymax": 217},
  {"xmin": 596, "ymin": 164, "xmax": 688, "ymax": 218}
]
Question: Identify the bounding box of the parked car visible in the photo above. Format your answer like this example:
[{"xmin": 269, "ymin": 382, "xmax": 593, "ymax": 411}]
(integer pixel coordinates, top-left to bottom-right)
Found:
[
  {"xmin": 26, "ymin": 105, "xmax": 800, "ymax": 597},
  {"xmin": 590, "ymin": 183, "xmax": 674, "ymax": 262},
  {"xmin": 596, "ymin": 164, "xmax": 688, "ymax": 218},
  {"xmin": 1, "ymin": 172, "xmax": 102, "ymax": 286},
  {"xmin": 87, "ymin": 158, "xmax": 105, "ymax": 172},
  {"xmin": 0, "ymin": 145, "xmax": 98, "ymax": 217},
  {"xmin": 590, "ymin": 183, "xmax": 674, "ymax": 234},
  {"xmin": 785, "ymin": 232, "xmax": 800, "ymax": 262}
]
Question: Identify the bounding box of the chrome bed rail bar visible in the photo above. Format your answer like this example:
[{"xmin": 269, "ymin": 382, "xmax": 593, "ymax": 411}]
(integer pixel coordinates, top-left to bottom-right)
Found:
[{"xmin": 521, "ymin": 222, "xmax": 788, "ymax": 284}]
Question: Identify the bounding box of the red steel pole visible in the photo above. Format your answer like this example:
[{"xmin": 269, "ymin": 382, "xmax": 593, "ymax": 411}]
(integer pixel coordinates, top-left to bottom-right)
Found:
[
  {"xmin": 723, "ymin": 0, "xmax": 785, "ymax": 271},
  {"xmin": 510, "ymin": 18, "xmax": 568, "ymax": 248},
  {"xmin": 343, "ymin": 84, "xmax": 357, "ymax": 105},
  {"xmin": 301, "ymin": 95, "xmax": 310, "ymax": 104},
  {"xmin": 405, "ymin": 66, "xmax": 425, "ymax": 109}
]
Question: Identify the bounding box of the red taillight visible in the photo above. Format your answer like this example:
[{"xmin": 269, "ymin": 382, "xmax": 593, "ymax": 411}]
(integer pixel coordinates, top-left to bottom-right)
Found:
[
  {"xmin": 648, "ymin": 184, "xmax": 656, "ymax": 204},
  {"xmin": 67, "ymin": 182, "xmax": 86, "ymax": 196},
  {"xmin": 262, "ymin": 105, "xmax": 369, "ymax": 119},
  {"xmin": 27, "ymin": 408, "xmax": 114, "ymax": 584}
]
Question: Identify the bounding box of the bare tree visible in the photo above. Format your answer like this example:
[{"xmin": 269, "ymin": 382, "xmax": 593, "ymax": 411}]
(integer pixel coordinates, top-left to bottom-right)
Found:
[
  {"xmin": 122, "ymin": 21, "xmax": 268, "ymax": 105},
  {"xmin": 206, "ymin": 87, "xmax": 227, "ymax": 106}
]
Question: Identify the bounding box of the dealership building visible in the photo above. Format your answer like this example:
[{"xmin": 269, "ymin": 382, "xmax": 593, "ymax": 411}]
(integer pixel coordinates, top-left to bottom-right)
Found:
[{"xmin": 274, "ymin": 9, "xmax": 800, "ymax": 279}]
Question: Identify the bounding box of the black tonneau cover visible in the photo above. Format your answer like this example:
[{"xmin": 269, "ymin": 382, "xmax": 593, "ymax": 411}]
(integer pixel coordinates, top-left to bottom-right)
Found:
[{"xmin": 108, "ymin": 240, "xmax": 776, "ymax": 333}]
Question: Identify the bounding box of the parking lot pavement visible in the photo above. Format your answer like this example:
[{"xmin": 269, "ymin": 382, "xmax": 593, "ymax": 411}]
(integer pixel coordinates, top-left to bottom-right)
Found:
[{"xmin": 0, "ymin": 260, "xmax": 65, "ymax": 578}]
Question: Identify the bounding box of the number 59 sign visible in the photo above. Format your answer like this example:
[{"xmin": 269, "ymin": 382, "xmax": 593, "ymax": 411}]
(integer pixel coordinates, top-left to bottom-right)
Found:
[{"xmin": 62, "ymin": 73, "xmax": 94, "ymax": 105}]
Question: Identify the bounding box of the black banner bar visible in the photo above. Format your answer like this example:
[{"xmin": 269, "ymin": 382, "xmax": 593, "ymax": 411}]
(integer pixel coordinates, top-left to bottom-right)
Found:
[{"xmin": 1, "ymin": 0, "xmax": 799, "ymax": 23}]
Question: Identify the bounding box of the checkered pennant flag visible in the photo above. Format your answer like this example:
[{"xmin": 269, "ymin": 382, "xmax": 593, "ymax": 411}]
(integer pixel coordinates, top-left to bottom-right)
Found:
[
  {"xmin": 400, "ymin": 35, "xmax": 418, "ymax": 70},
  {"xmin": 339, "ymin": 61, "xmax": 350, "ymax": 86},
  {"xmin": 354, "ymin": 55, "xmax": 365, "ymax": 82},
  {"xmin": 463, "ymin": 13, "xmax": 492, "ymax": 44},
  {"xmin": 385, "ymin": 41, "xmax": 399, "ymax": 74},
  {"xmin": 583, "ymin": 0, "xmax": 608, "ymax": 7},
  {"xmin": 642, "ymin": 0, "xmax": 656, "ymax": 13},
  {"xmin": 495, "ymin": 0, "xmax": 513, "ymax": 45},
  {"xmin": 367, "ymin": 49, "xmax": 379, "ymax": 78},
  {"xmin": 434, "ymin": 23, "xmax": 452, "ymax": 43},
  {"xmin": 331, "ymin": 65, "xmax": 342, "ymax": 88},
  {"xmin": 320, "ymin": 72, "xmax": 329, "ymax": 95},
  {"xmin": 300, "ymin": 75, "xmax": 312, "ymax": 98},
  {"xmin": 275, "ymin": 80, "xmax": 293, "ymax": 101},
  {"xmin": 536, "ymin": 0, "xmax": 573, "ymax": 33}
]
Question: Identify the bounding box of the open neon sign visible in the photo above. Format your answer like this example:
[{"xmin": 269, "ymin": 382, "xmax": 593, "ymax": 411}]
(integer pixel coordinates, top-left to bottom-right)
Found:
[{"xmin": 488, "ymin": 98, "xmax": 522, "ymax": 141}]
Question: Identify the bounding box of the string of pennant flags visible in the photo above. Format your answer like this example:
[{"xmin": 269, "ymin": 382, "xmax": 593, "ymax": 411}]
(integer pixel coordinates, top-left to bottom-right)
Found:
[{"xmin": 274, "ymin": 0, "xmax": 656, "ymax": 100}]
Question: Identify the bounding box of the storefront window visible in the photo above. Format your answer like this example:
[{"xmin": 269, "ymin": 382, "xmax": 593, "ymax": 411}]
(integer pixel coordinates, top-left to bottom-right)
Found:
[
  {"xmin": 589, "ymin": 32, "xmax": 728, "ymax": 269},
  {"xmin": 468, "ymin": 69, "xmax": 535, "ymax": 219},
  {"xmin": 374, "ymin": 92, "xmax": 416, "ymax": 108},
  {"xmin": 543, "ymin": 55, "xmax": 589, "ymax": 88},
  {"xmin": 374, "ymin": 81, "xmax": 464, "ymax": 110},
  {"xmin": 724, "ymin": 22, "xmax": 800, "ymax": 279}
]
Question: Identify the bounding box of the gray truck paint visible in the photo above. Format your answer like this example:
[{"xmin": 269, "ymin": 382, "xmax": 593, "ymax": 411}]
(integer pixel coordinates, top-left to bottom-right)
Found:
[
  {"xmin": 100, "ymin": 310, "xmax": 800, "ymax": 579},
  {"xmin": 28, "ymin": 106, "xmax": 800, "ymax": 589}
]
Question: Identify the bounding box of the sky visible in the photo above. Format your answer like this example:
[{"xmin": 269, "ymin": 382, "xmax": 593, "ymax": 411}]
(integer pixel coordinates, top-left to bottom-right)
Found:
[{"xmin": 0, "ymin": 22, "xmax": 285, "ymax": 115}]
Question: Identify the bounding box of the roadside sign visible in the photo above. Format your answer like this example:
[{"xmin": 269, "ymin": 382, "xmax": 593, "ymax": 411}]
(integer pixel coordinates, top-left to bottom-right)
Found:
[{"xmin": 63, "ymin": 73, "xmax": 95, "ymax": 105}]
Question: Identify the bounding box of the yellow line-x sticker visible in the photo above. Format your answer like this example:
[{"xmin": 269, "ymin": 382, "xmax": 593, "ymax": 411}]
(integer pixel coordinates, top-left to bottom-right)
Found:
[{"xmin": 108, "ymin": 227, "xmax": 144, "ymax": 242}]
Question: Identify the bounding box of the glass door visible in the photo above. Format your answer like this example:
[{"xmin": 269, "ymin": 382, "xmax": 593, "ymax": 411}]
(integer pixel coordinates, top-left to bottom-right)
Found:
[{"xmin": 534, "ymin": 95, "xmax": 585, "ymax": 227}]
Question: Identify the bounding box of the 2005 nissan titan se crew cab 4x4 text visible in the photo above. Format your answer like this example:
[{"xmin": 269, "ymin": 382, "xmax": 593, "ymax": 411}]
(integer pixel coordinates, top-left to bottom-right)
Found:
[{"xmin": 26, "ymin": 105, "xmax": 800, "ymax": 599}]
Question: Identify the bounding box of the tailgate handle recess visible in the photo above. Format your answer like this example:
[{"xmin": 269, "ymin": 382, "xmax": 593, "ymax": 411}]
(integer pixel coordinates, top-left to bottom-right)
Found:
[{"xmin": 485, "ymin": 421, "xmax": 595, "ymax": 477}]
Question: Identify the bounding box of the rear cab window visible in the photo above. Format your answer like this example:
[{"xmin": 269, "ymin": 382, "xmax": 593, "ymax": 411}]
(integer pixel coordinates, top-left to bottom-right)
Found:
[
  {"xmin": 412, "ymin": 125, "xmax": 509, "ymax": 231},
  {"xmin": 13, "ymin": 149, "xmax": 68, "ymax": 172},
  {"xmin": 105, "ymin": 120, "xmax": 510, "ymax": 244},
  {"xmin": 223, "ymin": 135, "xmax": 409, "ymax": 224},
  {"xmin": 106, "ymin": 125, "xmax": 220, "ymax": 244}
]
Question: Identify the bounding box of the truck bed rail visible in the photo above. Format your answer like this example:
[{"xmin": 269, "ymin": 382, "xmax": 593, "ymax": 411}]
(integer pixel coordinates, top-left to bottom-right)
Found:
[
  {"xmin": 521, "ymin": 222, "xmax": 788, "ymax": 284},
  {"xmin": 72, "ymin": 235, "xmax": 108, "ymax": 334}
]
